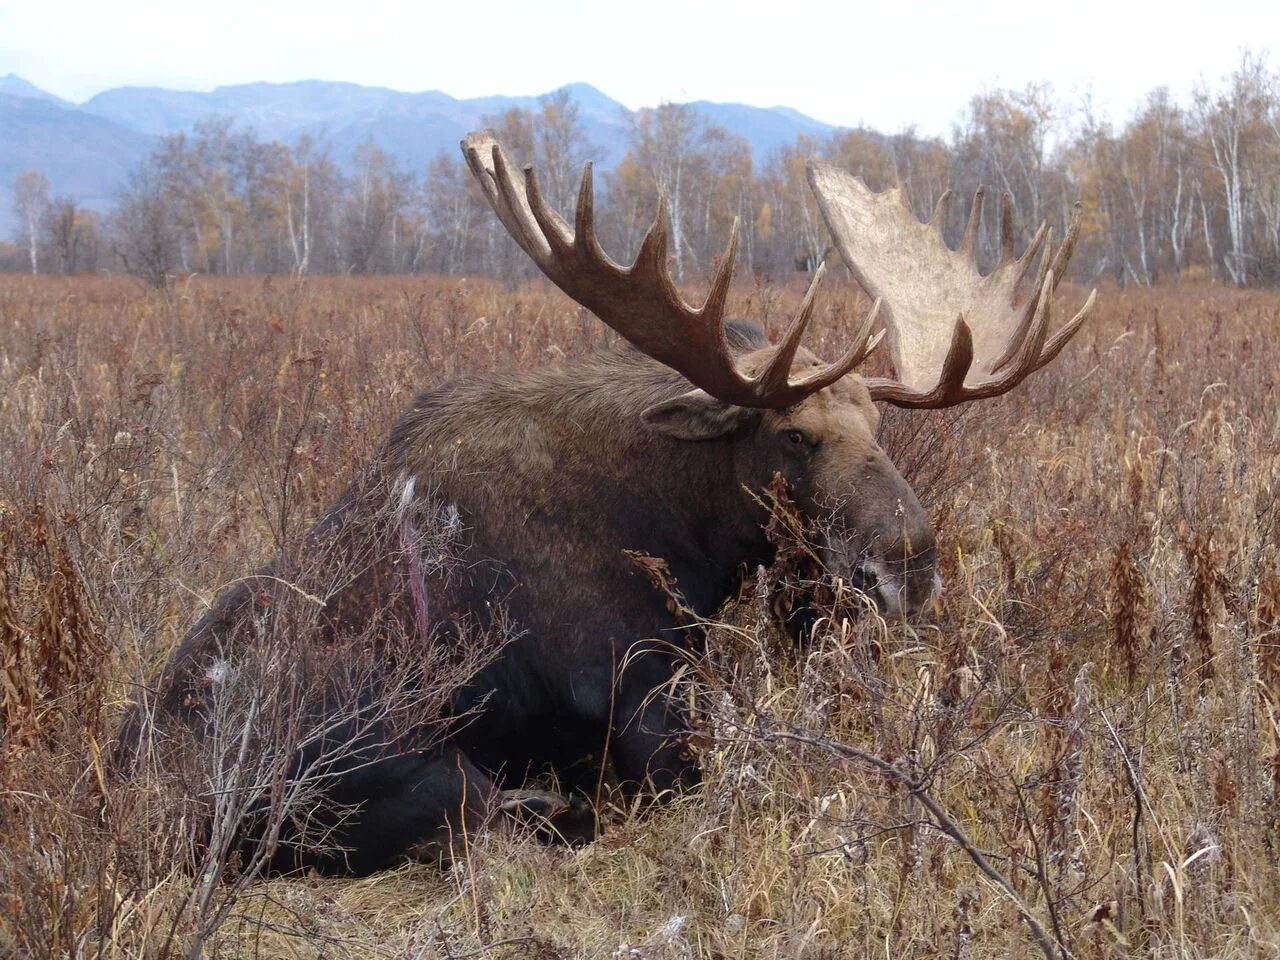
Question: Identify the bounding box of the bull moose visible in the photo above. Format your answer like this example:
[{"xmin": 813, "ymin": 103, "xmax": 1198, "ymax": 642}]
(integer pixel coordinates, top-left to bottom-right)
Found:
[{"xmin": 123, "ymin": 131, "xmax": 1096, "ymax": 875}]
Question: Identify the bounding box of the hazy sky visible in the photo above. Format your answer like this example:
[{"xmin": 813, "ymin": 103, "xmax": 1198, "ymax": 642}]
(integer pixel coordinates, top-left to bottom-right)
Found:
[{"xmin": 0, "ymin": 0, "xmax": 1274, "ymax": 135}]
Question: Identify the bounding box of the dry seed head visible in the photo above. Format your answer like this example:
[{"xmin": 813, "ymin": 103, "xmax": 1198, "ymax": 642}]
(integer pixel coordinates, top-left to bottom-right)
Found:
[
  {"xmin": 1043, "ymin": 637, "xmax": 1070, "ymax": 721},
  {"xmin": 1108, "ymin": 539, "xmax": 1149, "ymax": 688},
  {"xmin": 1185, "ymin": 529, "xmax": 1219, "ymax": 691},
  {"xmin": 951, "ymin": 886, "xmax": 979, "ymax": 960}
]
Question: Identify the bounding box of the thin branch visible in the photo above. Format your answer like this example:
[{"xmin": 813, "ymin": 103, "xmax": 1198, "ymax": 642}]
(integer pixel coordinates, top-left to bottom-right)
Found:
[{"xmin": 753, "ymin": 724, "xmax": 1071, "ymax": 960}]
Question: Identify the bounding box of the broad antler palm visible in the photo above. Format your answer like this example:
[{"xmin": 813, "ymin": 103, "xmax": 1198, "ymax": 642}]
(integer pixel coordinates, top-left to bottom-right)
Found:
[
  {"xmin": 462, "ymin": 132, "xmax": 883, "ymax": 409},
  {"xmin": 806, "ymin": 162, "xmax": 1097, "ymax": 408}
]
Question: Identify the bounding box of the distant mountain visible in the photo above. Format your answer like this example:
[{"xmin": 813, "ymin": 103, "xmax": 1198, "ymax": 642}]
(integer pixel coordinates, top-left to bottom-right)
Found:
[
  {"xmin": 80, "ymin": 80, "xmax": 636, "ymax": 168},
  {"xmin": 0, "ymin": 93, "xmax": 155, "ymax": 230},
  {"xmin": 83, "ymin": 80, "xmax": 419, "ymax": 139},
  {"xmin": 77, "ymin": 80, "xmax": 838, "ymax": 169},
  {"xmin": 691, "ymin": 100, "xmax": 838, "ymax": 163},
  {"xmin": 1, "ymin": 75, "xmax": 839, "ymax": 233},
  {"xmin": 0, "ymin": 73, "xmax": 71, "ymax": 107}
]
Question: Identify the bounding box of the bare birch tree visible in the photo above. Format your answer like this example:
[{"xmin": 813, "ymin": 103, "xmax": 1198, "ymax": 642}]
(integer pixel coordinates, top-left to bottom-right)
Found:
[{"xmin": 12, "ymin": 169, "xmax": 50, "ymax": 275}]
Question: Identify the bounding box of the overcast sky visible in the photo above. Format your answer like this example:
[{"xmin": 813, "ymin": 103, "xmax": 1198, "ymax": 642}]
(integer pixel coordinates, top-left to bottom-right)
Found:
[{"xmin": 0, "ymin": 0, "xmax": 1274, "ymax": 135}]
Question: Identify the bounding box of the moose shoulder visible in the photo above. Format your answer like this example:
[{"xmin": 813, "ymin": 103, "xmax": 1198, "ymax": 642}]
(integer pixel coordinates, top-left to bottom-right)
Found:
[{"xmin": 123, "ymin": 131, "xmax": 1096, "ymax": 876}]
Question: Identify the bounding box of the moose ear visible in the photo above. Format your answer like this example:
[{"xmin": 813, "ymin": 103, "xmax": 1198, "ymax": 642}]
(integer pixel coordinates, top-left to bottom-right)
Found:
[{"xmin": 642, "ymin": 390, "xmax": 754, "ymax": 440}]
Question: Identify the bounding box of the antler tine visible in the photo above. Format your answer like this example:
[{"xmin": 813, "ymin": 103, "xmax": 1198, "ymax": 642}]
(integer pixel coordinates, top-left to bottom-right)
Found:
[
  {"xmin": 758, "ymin": 260, "xmax": 825, "ymax": 395},
  {"xmin": 960, "ymin": 186, "xmax": 985, "ymax": 263},
  {"xmin": 465, "ymin": 142, "xmax": 534, "ymax": 265},
  {"xmin": 573, "ymin": 161, "xmax": 603, "ymax": 264},
  {"xmin": 523, "ymin": 163, "xmax": 574, "ymax": 261},
  {"xmin": 991, "ymin": 225, "xmax": 1054, "ymax": 373},
  {"xmin": 864, "ymin": 318, "xmax": 975, "ymax": 407},
  {"xmin": 1030, "ymin": 287, "xmax": 1097, "ymax": 374},
  {"xmin": 929, "ymin": 190, "xmax": 952, "ymax": 235},
  {"xmin": 464, "ymin": 131, "xmax": 864, "ymax": 410},
  {"xmin": 634, "ymin": 194, "xmax": 672, "ymax": 277},
  {"xmin": 936, "ymin": 319, "xmax": 977, "ymax": 398},
  {"xmin": 992, "ymin": 268, "xmax": 1056, "ymax": 383},
  {"xmin": 998, "ymin": 192, "xmax": 1016, "ymax": 265},
  {"xmin": 693, "ymin": 217, "xmax": 741, "ymax": 385},
  {"xmin": 837, "ymin": 300, "xmax": 887, "ymax": 372},
  {"xmin": 1012, "ymin": 220, "xmax": 1050, "ymax": 291},
  {"xmin": 623, "ymin": 193, "xmax": 742, "ymax": 381},
  {"xmin": 846, "ymin": 302, "xmax": 886, "ymax": 369},
  {"xmin": 783, "ymin": 297, "xmax": 887, "ymax": 399},
  {"xmin": 1047, "ymin": 202, "xmax": 1084, "ymax": 291},
  {"xmin": 851, "ymin": 312, "xmax": 887, "ymax": 369},
  {"xmin": 631, "ymin": 192, "xmax": 704, "ymax": 318},
  {"xmin": 700, "ymin": 217, "xmax": 740, "ymax": 321},
  {"xmin": 488, "ymin": 144, "xmax": 554, "ymax": 270}
]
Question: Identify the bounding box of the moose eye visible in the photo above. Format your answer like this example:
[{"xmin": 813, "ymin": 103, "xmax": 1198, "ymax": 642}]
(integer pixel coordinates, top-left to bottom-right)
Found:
[{"xmin": 783, "ymin": 429, "xmax": 807, "ymax": 447}]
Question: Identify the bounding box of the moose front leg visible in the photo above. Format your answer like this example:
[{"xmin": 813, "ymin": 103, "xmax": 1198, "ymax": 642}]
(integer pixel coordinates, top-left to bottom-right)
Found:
[{"xmin": 609, "ymin": 659, "xmax": 700, "ymax": 800}]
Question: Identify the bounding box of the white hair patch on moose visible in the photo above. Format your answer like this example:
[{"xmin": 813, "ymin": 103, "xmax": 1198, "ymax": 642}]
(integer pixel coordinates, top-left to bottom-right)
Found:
[
  {"xmin": 395, "ymin": 471, "xmax": 433, "ymax": 639},
  {"xmin": 397, "ymin": 473, "xmax": 416, "ymax": 518},
  {"xmin": 205, "ymin": 659, "xmax": 233, "ymax": 685}
]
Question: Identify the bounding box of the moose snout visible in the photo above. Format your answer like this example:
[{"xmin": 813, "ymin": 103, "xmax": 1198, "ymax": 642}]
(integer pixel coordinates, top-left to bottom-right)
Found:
[
  {"xmin": 820, "ymin": 521, "xmax": 940, "ymax": 621},
  {"xmin": 852, "ymin": 552, "xmax": 942, "ymax": 620},
  {"xmin": 828, "ymin": 489, "xmax": 939, "ymax": 620},
  {"xmin": 812, "ymin": 443, "xmax": 941, "ymax": 620}
]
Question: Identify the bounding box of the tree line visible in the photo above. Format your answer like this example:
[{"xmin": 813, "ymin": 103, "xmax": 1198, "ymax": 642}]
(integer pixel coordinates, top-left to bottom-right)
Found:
[{"xmin": 6, "ymin": 55, "xmax": 1280, "ymax": 286}]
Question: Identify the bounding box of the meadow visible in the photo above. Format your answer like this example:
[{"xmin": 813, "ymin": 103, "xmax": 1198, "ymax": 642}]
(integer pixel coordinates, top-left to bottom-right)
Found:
[{"xmin": 0, "ymin": 272, "xmax": 1277, "ymax": 958}]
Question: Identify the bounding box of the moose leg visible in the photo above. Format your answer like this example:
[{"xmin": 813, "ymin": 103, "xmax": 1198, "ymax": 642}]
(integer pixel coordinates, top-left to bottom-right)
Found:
[
  {"xmin": 289, "ymin": 746, "xmax": 500, "ymax": 876},
  {"xmin": 610, "ymin": 684, "xmax": 699, "ymax": 800}
]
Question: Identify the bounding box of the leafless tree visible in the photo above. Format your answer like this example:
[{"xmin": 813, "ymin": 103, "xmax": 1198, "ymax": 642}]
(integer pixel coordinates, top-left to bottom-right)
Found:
[{"xmin": 12, "ymin": 169, "xmax": 50, "ymax": 274}]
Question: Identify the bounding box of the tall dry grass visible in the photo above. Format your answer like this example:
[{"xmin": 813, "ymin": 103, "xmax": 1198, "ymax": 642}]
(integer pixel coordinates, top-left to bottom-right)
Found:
[{"xmin": 0, "ymin": 272, "xmax": 1277, "ymax": 958}]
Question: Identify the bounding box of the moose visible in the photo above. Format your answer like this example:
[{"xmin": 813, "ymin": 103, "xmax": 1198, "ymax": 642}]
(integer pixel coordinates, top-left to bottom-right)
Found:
[{"xmin": 122, "ymin": 131, "xmax": 1095, "ymax": 876}]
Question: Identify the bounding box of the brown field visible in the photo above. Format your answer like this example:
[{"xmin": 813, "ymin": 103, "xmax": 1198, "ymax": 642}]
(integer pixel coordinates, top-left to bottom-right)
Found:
[{"xmin": 1, "ymin": 273, "xmax": 1278, "ymax": 958}]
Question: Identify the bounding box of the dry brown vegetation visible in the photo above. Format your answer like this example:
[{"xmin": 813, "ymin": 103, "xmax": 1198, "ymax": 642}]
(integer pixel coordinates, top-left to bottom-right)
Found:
[{"xmin": 0, "ymin": 273, "xmax": 1278, "ymax": 958}]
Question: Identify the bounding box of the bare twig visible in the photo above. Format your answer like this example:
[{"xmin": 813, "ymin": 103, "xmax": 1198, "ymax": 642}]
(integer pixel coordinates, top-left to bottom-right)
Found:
[{"xmin": 751, "ymin": 723, "xmax": 1072, "ymax": 960}]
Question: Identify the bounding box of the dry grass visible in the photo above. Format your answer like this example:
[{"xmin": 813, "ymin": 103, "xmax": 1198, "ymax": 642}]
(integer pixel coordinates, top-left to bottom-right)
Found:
[{"xmin": 1, "ymin": 272, "xmax": 1278, "ymax": 958}]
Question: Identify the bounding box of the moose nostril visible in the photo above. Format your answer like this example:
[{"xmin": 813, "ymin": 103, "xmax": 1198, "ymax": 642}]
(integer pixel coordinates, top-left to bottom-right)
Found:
[
  {"xmin": 853, "ymin": 563, "xmax": 905, "ymax": 616},
  {"xmin": 851, "ymin": 564, "xmax": 879, "ymax": 595},
  {"xmin": 844, "ymin": 554, "xmax": 939, "ymax": 620}
]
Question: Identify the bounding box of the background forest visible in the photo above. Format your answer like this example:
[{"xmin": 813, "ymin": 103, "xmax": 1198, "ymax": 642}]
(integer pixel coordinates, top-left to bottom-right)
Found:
[{"xmin": 6, "ymin": 53, "xmax": 1280, "ymax": 286}]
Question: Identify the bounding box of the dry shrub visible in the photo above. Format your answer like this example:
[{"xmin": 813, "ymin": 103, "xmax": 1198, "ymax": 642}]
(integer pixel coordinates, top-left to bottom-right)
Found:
[{"xmin": 0, "ymin": 274, "xmax": 1278, "ymax": 957}]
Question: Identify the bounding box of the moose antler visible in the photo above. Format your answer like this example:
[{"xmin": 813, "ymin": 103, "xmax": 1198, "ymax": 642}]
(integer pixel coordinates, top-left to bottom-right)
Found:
[
  {"xmin": 462, "ymin": 132, "xmax": 883, "ymax": 409},
  {"xmin": 806, "ymin": 162, "xmax": 1097, "ymax": 408}
]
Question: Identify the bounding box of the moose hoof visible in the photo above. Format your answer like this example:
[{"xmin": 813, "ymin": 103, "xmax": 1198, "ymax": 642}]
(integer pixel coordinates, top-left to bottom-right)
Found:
[
  {"xmin": 497, "ymin": 789, "xmax": 596, "ymax": 845},
  {"xmin": 499, "ymin": 788, "xmax": 570, "ymax": 821}
]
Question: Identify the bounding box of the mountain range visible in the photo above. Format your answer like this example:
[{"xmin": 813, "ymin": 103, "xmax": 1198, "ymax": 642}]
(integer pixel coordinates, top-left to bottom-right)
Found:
[{"xmin": 0, "ymin": 74, "xmax": 839, "ymax": 234}]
